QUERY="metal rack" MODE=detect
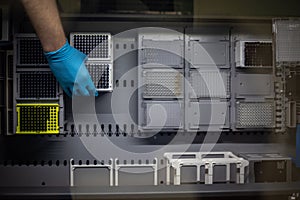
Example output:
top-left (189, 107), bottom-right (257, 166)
top-left (70, 33), bottom-right (113, 92)
top-left (164, 152), bottom-right (249, 185)
top-left (13, 34), bottom-right (64, 135)
top-left (70, 159), bottom-right (114, 186)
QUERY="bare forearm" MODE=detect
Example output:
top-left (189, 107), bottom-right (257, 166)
top-left (21, 0), bottom-right (66, 52)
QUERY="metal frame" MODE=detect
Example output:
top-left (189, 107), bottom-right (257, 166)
top-left (70, 159), bottom-right (114, 187)
top-left (164, 152), bottom-right (249, 185)
top-left (115, 158), bottom-right (158, 186)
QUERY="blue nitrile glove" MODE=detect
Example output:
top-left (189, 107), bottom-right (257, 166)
top-left (44, 40), bottom-right (98, 97)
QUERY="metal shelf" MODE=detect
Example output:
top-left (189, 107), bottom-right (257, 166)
top-left (0, 182), bottom-right (300, 199)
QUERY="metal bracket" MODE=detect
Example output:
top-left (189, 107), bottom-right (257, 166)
top-left (115, 158), bottom-right (158, 186)
top-left (70, 159), bottom-right (114, 186)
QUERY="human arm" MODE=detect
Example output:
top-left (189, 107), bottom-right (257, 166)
top-left (21, 0), bottom-right (97, 96)
top-left (21, 0), bottom-right (66, 52)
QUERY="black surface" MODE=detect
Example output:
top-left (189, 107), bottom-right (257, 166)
top-left (254, 161), bottom-right (287, 182)
top-left (0, 183), bottom-right (300, 200)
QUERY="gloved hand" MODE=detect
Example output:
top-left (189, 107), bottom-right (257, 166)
top-left (44, 40), bottom-right (98, 97)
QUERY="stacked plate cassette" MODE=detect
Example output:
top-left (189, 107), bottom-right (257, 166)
top-left (138, 31), bottom-right (184, 131)
top-left (13, 34), bottom-right (64, 134)
top-left (234, 39), bottom-right (275, 130)
top-left (70, 33), bottom-right (113, 92)
top-left (185, 28), bottom-right (231, 132)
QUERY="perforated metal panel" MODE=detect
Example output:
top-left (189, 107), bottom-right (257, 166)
top-left (141, 40), bottom-right (183, 68)
top-left (18, 72), bottom-right (58, 99)
top-left (274, 19), bottom-right (300, 63)
top-left (143, 70), bottom-right (183, 98)
top-left (17, 37), bottom-right (48, 65)
top-left (86, 63), bottom-right (113, 91)
top-left (190, 70), bottom-right (230, 98)
top-left (70, 33), bottom-right (112, 60)
top-left (236, 102), bottom-right (274, 128)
